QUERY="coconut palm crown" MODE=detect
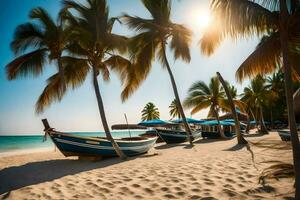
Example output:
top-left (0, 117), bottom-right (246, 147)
top-left (141, 102), bottom-right (160, 121)
top-left (241, 75), bottom-right (270, 133)
top-left (6, 7), bottom-right (70, 90)
top-left (169, 99), bottom-right (182, 119)
top-left (184, 77), bottom-right (231, 138)
top-left (121, 0), bottom-right (194, 143)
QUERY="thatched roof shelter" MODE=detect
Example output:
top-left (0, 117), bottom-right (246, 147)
top-left (219, 112), bottom-right (248, 121)
top-left (111, 124), bottom-right (147, 130)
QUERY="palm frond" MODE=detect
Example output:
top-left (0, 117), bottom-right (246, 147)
top-left (36, 56), bottom-right (89, 113)
top-left (6, 49), bottom-right (47, 80)
top-left (122, 14), bottom-right (158, 32)
top-left (35, 74), bottom-right (64, 114)
top-left (200, 18), bottom-right (224, 56)
top-left (104, 55), bottom-right (131, 84)
top-left (236, 32), bottom-right (281, 82)
top-left (201, 0), bottom-right (278, 55)
top-left (11, 23), bottom-right (44, 55)
top-left (170, 24), bottom-right (192, 62)
top-left (259, 161), bottom-right (293, 185)
top-left (29, 7), bottom-right (57, 31)
top-left (142, 0), bottom-right (171, 25)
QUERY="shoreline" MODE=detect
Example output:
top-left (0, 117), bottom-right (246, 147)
top-left (0, 147), bottom-right (55, 158)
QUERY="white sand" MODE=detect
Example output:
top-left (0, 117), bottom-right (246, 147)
top-left (0, 132), bottom-right (294, 200)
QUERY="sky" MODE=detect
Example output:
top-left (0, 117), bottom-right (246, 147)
top-left (0, 0), bottom-right (259, 135)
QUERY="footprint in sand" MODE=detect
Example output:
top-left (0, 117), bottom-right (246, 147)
top-left (164, 193), bottom-right (176, 199)
top-left (225, 178), bottom-right (235, 183)
top-left (223, 188), bottom-right (237, 197)
top-left (160, 187), bottom-right (169, 192)
top-left (143, 187), bottom-right (154, 194)
top-left (176, 191), bottom-right (186, 196)
top-left (132, 183), bottom-right (141, 188)
top-left (191, 188), bottom-right (201, 192)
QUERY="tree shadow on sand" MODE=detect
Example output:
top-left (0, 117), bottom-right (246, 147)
top-left (0, 153), bottom-right (155, 195)
top-left (223, 143), bottom-right (248, 151)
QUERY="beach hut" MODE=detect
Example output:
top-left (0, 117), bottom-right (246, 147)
top-left (138, 119), bottom-right (171, 127)
top-left (200, 120), bottom-right (235, 138)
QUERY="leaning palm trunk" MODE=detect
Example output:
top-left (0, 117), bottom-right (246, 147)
top-left (212, 105), bottom-right (226, 139)
top-left (280, 0), bottom-right (300, 198)
top-left (216, 72), bottom-right (247, 144)
top-left (92, 67), bottom-right (127, 159)
top-left (161, 42), bottom-right (193, 144)
top-left (259, 106), bottom-right (268, 134)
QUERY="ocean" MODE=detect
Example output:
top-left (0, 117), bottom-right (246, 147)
top-left (0, 131), bottom-right (144, 154)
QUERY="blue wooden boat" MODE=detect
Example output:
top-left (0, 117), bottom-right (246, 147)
top-left (156, 129), bottom-right (201, 144)
top-left (42, 120), bottom-right (157, 158)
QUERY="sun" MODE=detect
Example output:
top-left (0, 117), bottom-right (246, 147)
top-left (186, 7), bottom-right (212, 33)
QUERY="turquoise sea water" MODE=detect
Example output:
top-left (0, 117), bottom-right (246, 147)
top-left (0, 131), bottom-right (144, 153)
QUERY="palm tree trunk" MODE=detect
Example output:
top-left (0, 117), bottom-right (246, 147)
top-left (92, 66), bottom-right (127, 159)
top-left (216, 72), bottom-right (247, 144)
top-left (57, 56), bottom-right (66, 91)
top-left (259, 106), bottom-right (268, 134)
top-left (161, 42), bottom-right (193, 145)
top-left (280, 0), bottom-right (300, 198)
top-left (270, 107), bottom-right (274, 129)
top-left (212, 105), bottom-right (226, 139)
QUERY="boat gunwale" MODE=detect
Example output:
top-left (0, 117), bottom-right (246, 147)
top-left (47, 130), bottom-right (158, 144)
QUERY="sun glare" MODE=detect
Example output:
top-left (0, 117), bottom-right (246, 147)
top-left (187, 7), bottom-right (211, 33)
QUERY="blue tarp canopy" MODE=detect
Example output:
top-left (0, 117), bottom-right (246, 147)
top-left (138, 119), bottom-right (170, 126)
top-left (250, 120), bottom-right (258, 125)
top-left (250, 120), bottom-right (270, 125)
top-left (223, 119), bottom-right (235, 123)
top-left (171, 118), bottom-right (205, 124)
top-left (274, 120), bottom-right (285, 124)
top-left (200, 120), bottom-right (235, 126)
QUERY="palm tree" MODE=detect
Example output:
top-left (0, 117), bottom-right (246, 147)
top-left (184, 77), bottom-right (230, 138)
top-left (6, 7), bottom-right (68, 91)
top-left (266, 71), bottom-right (285, 127)
top-left (169, 99), bottom-right (181, 119)
top-left (121, 0), bottom-right (194, 144)
top-left (216, 72), bottom-right (247, 144)
top-left (141, 102), bottom-right (160, 121)
top-left (200, 1), bottom-right (300, 196)
top-left (36, 0), bottom-right (132, 159)
top-left (241, 76), bottom-right (269, 134)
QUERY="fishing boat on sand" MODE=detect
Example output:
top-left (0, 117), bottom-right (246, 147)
top-left (156, 128), bottom-right (201, 144)
top-left (138, 119), bottom-right (202, 144)
top-left (42, 119), bottom-right (157, 158)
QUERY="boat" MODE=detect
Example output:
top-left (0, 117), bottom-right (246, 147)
top-left (42, 119), bottom-right (158, 158)
top-left (278, 130), bottom-right (291, 141)
top-left (156, 128), bottom-right (202, 144)
top-left (277, 130), bottom-right (300, 141)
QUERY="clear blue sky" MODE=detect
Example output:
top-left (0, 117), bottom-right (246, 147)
top-left (0, 0), bottom-right (259, 135)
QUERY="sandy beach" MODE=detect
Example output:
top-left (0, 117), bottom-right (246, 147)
top-left (0, 132), bottom-right (294, 200)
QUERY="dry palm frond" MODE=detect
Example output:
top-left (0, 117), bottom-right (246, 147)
top-left (259, 161), bottom-right (294, 185)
